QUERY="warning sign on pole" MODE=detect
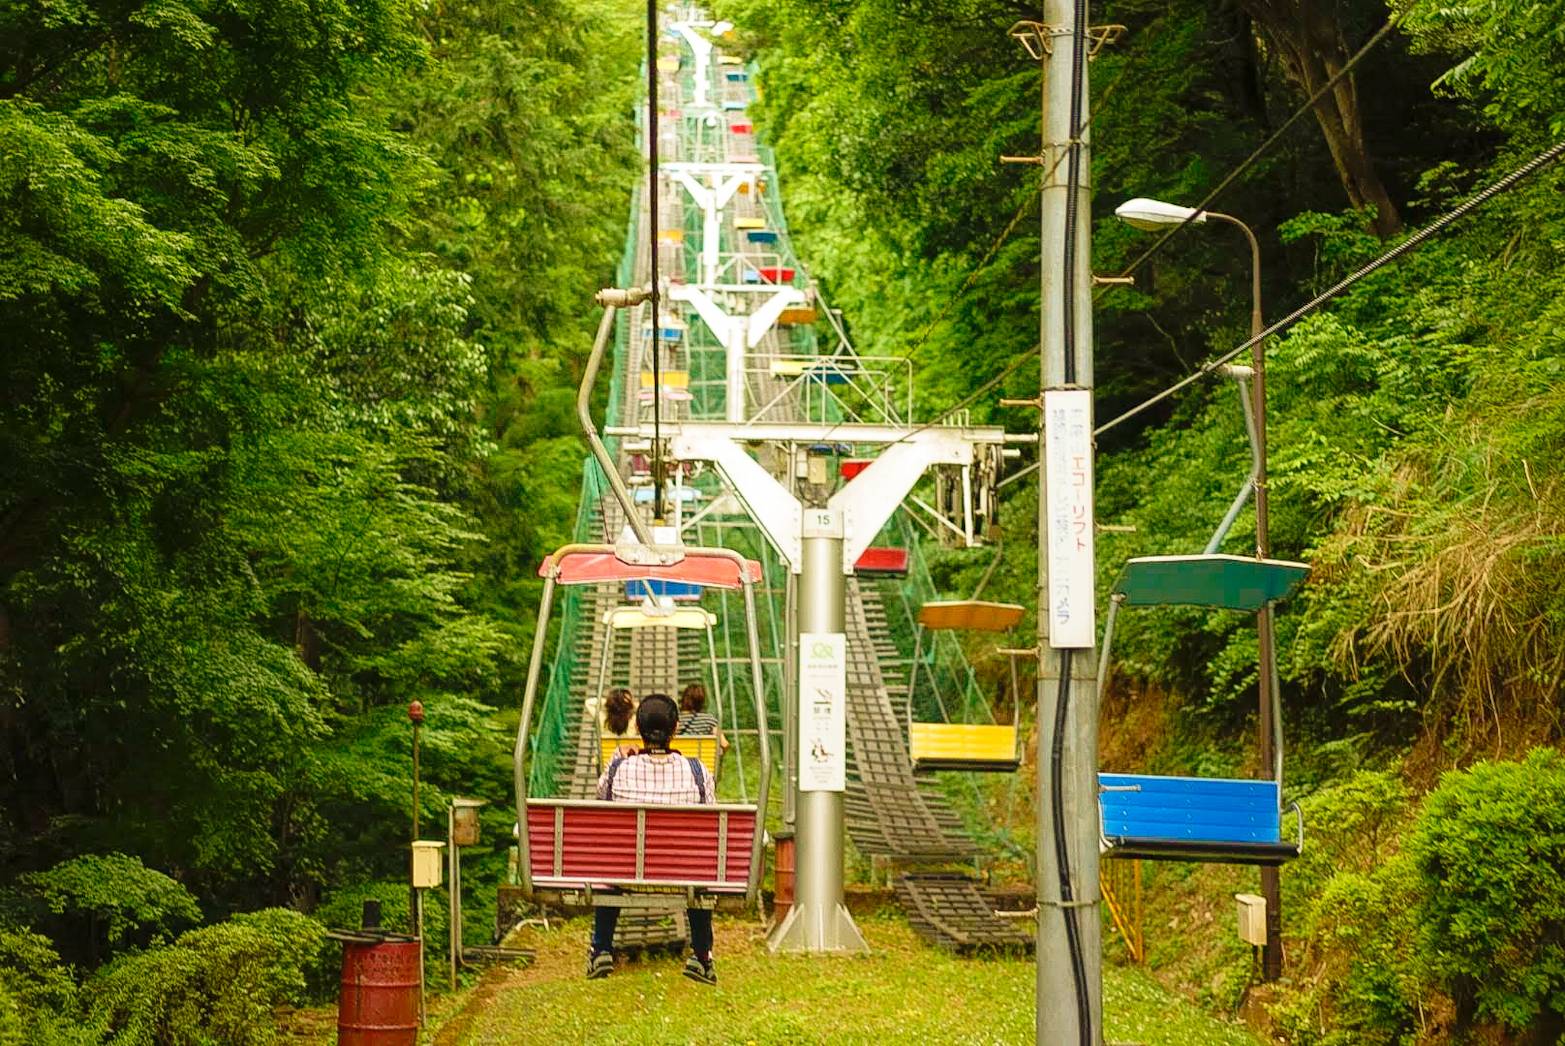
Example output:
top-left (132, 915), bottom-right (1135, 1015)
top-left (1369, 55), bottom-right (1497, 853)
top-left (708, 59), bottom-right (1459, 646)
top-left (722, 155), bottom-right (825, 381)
top-left (1044, 389), bottom-right (1096, 648)
top-left (798, 632), bottom-right (846, 791)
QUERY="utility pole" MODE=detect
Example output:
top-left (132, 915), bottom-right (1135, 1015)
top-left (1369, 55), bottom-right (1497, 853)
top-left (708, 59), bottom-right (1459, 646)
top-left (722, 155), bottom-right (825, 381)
top-left (1030, 0), bottom-right (1101, 1040)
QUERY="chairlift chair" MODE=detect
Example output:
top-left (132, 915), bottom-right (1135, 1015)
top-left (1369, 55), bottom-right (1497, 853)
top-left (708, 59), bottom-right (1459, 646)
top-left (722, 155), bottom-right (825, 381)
top-left (591, 604), bottom-right (725, 780)
top-left (513, 544), bottom-right (771, 913)
top-left (1097, 554), bottom-right (1309, 865)
top-left (906, 601), bottom-right (1026, 773)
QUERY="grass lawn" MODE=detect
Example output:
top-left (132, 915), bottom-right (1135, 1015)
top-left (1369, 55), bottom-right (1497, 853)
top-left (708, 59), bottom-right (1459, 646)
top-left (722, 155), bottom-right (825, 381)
top-left (437, 912), bottom-right (1260, 1045)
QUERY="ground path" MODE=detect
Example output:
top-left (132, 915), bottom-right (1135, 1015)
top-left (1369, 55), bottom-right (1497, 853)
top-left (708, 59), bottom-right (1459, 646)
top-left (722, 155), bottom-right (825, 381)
top-left (285, 913), bottom-right (1263, 1045)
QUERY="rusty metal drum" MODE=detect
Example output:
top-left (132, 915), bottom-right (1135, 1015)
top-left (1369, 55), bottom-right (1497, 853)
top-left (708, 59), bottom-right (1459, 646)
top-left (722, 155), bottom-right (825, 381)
top-left (337, 939), bottom-right (420, 1045)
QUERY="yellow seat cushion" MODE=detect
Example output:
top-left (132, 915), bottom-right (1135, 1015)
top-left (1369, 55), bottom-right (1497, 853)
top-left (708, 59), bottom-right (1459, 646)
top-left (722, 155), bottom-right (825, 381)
top-left (734, 217), bottom-right (765, 230)
top-left (909, 723), bottom-right (1018, 768)
top-left (601, 735), bottom-right (720, 778)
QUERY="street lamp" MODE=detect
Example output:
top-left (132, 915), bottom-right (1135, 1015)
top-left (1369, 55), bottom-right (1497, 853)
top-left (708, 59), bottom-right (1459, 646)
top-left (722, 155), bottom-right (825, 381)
top-left (1114, 196), bottom-right (1282, 983)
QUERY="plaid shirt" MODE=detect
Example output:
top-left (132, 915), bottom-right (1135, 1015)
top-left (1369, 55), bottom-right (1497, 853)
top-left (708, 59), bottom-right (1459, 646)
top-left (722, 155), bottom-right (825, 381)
top-left (597, 750), bottom-right (715, 804)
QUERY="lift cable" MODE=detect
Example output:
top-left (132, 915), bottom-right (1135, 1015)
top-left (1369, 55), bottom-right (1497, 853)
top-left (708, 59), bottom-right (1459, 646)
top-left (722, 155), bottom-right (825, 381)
top-left (1102, 6), bottom-right (1419, 292)
top-left (647, 0), bottom-right (665, 524)
top-left (1093, 137), bottom-right (1565, 438)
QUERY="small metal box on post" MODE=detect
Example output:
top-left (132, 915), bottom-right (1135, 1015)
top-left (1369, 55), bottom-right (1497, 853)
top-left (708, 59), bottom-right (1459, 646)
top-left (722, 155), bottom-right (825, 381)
top-left (1236, 892), bottom-right (1268, 947)
top-left (447, 797), bottom-right (487, 989)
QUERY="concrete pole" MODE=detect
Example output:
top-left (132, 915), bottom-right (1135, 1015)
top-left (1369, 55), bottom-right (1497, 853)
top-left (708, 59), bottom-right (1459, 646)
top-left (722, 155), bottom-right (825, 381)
top-left (1035, 0), bottom-right (1101, 1041)
top-left (769, 511), bottom-right (867, 953)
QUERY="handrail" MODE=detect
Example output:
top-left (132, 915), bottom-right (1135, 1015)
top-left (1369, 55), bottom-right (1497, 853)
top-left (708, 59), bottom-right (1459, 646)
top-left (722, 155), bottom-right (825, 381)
top-left (579, 301), bottom-right (653, 546)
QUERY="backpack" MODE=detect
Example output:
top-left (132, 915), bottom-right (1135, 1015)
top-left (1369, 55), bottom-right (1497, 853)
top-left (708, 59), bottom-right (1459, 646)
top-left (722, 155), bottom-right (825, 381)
top-left (603, 752), bottom-right (707, 801)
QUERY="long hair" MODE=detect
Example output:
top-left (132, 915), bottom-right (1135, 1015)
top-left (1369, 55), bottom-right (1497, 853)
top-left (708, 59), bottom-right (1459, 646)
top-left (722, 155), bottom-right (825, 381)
top-left (636, 694), bottom-right (679, 751)
top-left (602, 688), bottom-right (635, 734)
top-left (679, 682), bottom-right (707, 714)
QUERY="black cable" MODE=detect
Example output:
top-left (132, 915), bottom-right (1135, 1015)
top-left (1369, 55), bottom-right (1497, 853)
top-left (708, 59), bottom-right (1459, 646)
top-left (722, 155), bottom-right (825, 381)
top-left (1056, 0), bottom-right (1092, 1038)
top-left (1096, 137), bottom-right (1565, 438)
top-left (648, 0), bottom-right (665, 524)
top-left (1105, 8), bottom-right (1416, 290)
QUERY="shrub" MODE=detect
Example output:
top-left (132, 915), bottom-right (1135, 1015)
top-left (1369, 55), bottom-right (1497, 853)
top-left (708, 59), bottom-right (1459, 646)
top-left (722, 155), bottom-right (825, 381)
top-left (1405, 748), bottom-right (1565, 1038)
top-left (0, 930), bottom-right (94, 1045)
top-left (18, 854), bottom-right (201, 967)
top-left (83, 908), bottom-right (326, 1046)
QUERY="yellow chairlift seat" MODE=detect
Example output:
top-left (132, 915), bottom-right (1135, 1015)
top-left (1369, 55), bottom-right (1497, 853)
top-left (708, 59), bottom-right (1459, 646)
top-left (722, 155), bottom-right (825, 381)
top-left (658, 228), bottom-right (685, 243)
top-left (719, 55), bottom-right (743, 65)
top-left (640, 370), bottom-right (690, 389)
top-left (733, 217), bottom-right (766, 231)
top-left (592, 604), bottom-right (724, 780)
top-left (907, 600), bottom-right (1027, 773)
top-left (656, 56), bottom-right (680, 72)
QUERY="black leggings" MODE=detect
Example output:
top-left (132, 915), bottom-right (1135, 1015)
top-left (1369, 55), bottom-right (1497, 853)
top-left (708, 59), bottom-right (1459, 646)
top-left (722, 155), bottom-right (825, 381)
top-left (592, 906), bottom-right (713, 957)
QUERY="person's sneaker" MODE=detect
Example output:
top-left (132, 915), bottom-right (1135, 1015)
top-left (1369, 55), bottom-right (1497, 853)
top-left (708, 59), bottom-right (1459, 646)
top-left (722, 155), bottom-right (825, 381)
top-left (586, 950), bottom-right (614, 979)
top-left (682, 954), bottom-right (717, 986)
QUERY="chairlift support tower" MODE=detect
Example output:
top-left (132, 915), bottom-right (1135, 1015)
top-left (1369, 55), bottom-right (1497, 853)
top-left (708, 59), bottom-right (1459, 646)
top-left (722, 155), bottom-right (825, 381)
top-left (609, 419), bottom-right (1022, 953)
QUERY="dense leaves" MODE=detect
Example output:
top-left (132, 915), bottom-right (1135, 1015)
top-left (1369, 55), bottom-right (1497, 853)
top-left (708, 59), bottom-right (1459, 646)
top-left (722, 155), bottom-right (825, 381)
top-left (0, 0), bottom-right (639, 968)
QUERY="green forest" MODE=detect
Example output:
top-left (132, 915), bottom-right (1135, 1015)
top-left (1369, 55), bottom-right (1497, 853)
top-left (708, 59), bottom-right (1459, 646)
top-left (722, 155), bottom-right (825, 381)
top-left (3, 0), bottom-right (1565, 1043)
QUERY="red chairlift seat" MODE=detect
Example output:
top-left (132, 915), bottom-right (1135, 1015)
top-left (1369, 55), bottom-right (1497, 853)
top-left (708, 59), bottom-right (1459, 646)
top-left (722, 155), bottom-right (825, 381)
top-left (536, 546), bottom-right (762, 589)
top-left (525, 800), bottom-right (758, 909)
top-left (854, 547), bottom-right (909, 576)
top-left (756, 266), bottom-right (795, 283)
top-left (840, 459), bottom-right (872, 480)
top-left (515, 541), bottom-right (773, 914)
top-left (729, 121), bottom-right (753, 134)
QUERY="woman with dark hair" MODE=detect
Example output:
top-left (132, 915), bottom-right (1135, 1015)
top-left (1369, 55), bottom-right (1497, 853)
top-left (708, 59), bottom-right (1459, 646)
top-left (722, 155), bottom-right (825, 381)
top-left (588, 694), bottom-right (718, 986)
top-left (599, 687), bottom-right (638, 758)
top-left (676, 683), bottom-right (729, 755)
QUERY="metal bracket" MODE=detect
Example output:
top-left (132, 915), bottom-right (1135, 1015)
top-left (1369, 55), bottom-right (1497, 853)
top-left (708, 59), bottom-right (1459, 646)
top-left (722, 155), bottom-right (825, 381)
top-left (1091, 274), bottom-right (1135, 287)
top-left (1009, 20), bottom-right (1126, 60)
top-left (596, 286), bottom-right (652, 307)
top-left (999, 396), bottom-right (1043, 410)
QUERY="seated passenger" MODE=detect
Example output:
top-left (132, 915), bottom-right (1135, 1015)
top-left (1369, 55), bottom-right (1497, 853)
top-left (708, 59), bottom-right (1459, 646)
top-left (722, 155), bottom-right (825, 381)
top-left (676, 682), bottom-right (729, 756)
top-left (599, 687), bottom-right (638, 759)
top-left (587, 693), bottom-right (718, 986)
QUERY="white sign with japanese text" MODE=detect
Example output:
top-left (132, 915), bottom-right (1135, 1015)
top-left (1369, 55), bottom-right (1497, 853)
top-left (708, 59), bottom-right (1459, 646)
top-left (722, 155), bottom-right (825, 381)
top-left (798, 632), bottom-right (847, 791)
top-left (1044, 389), bottom-right (1096, 648)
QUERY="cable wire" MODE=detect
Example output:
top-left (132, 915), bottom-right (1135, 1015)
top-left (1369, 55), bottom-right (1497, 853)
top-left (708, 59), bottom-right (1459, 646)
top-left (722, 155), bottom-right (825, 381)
top-left (1096, 138), bottom-right (1565, 438)
top-left (1103, 7), bottom-right (1417, 291)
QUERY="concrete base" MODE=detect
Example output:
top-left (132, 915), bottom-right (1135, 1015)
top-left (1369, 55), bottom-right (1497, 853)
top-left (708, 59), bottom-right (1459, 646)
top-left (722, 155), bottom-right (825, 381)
top-left (766, 900), bottom-right (870, 955)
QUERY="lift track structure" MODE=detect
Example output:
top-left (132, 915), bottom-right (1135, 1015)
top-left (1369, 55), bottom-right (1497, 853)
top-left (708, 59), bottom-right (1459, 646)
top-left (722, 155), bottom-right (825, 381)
top-left (517, 7), bottom-right (1031, 955)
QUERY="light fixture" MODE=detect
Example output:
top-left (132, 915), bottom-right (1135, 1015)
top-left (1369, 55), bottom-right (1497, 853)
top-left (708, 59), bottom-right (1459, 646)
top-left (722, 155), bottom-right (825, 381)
top-left (1114, 197), bottom-right (1207, 232)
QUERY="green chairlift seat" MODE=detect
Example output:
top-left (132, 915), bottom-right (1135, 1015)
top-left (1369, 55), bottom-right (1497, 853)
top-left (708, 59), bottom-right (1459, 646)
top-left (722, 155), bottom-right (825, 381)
top-left (1099, 554), bottom-right (1309, 865)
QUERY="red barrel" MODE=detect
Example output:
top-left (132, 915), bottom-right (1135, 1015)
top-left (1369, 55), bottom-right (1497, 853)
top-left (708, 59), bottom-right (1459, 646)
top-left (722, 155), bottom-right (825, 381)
top-left (338, 939), bottom-right (420, 1045)
top-left (773, 832), bottom-right (796, 924)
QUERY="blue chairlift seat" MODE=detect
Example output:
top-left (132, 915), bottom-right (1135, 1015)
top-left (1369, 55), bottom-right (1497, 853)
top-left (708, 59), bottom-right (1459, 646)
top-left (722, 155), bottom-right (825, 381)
top-left (741, 268), bottom-right (762, 284)
top-left (623, 579), bottom-right (704, 601)
top-left (745, 230), bottom-right (778, 244)
top-left (725, 71), bottom-right (748, 82)
top-left (722, 101), bottom-right (746, 111)
top-left (1098, 773), bottom-right (1301, 865)
top-left (1096, 554), bottom-right (1310, 866)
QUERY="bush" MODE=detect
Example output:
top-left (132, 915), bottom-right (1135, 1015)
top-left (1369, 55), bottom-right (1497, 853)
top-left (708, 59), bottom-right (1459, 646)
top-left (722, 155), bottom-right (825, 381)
top-left (17, 854), bottom-right (201, 967)
top-left (1405, 748), bottom-right (1565, 1038)
top-left (0, 930), bottom-right (94, 1045)
top-left (83, 908), bottom-right (326, 1046)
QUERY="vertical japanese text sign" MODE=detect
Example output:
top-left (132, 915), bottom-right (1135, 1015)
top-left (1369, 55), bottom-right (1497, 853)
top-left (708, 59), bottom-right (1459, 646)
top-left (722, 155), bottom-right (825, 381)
top-left (798, 632), bottom-right (846, 791)
top-left (1044, 389), bottom-right (1096, 648)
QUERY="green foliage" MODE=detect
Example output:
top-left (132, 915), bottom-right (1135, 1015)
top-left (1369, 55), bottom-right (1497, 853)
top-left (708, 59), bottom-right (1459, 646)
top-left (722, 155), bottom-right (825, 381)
top-left (83, 908), bottom-right (327, 1046)
top-left (1406, 749), bottom-right (1565, 1036)
top-left (16, 855), bottom-right (201, 966)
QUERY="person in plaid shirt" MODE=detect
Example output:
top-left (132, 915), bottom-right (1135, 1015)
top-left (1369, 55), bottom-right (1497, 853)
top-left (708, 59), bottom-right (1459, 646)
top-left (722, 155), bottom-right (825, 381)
top-left (586, 693), bottom-right (718, 985)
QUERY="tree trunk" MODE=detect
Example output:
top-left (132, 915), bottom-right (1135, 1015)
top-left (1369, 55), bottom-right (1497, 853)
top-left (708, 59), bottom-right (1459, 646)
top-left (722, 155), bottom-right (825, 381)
top-left (1242, 0), bottom-right (1403, 237)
